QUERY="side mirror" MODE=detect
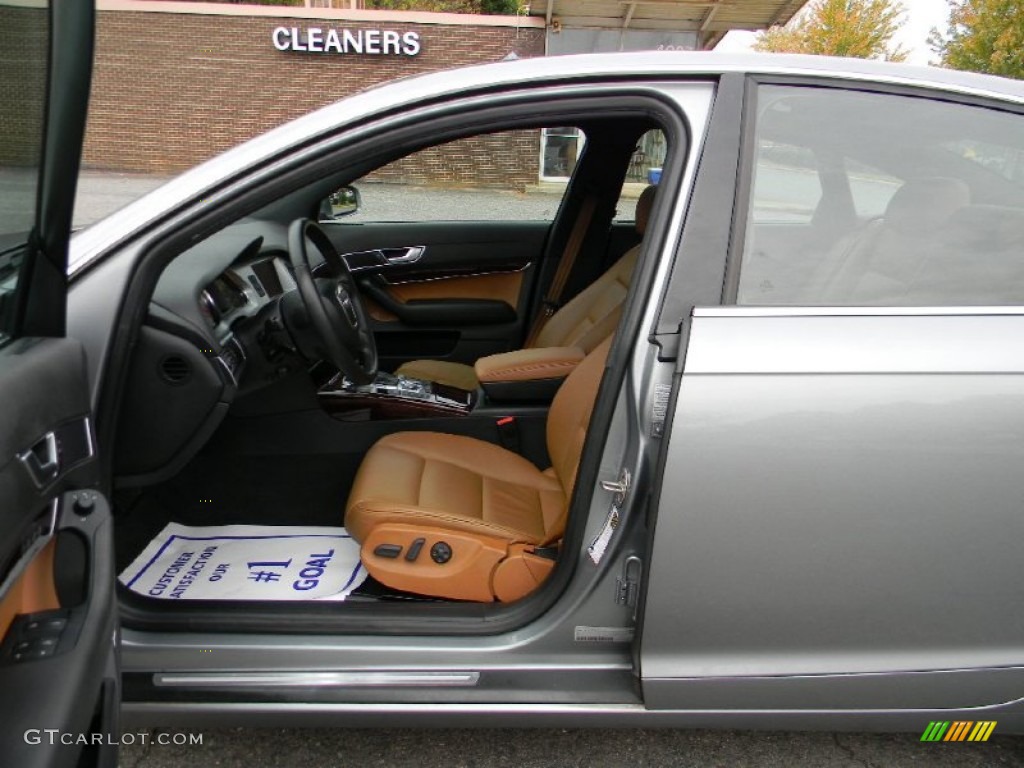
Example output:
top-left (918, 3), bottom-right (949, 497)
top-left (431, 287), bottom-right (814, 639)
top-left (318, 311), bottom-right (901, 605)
top-left (319, 185), bottom-right (361, 222)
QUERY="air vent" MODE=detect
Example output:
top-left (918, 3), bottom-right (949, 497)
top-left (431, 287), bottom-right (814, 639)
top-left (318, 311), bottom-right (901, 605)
top-left (158, 355), bottom-right (192, 385)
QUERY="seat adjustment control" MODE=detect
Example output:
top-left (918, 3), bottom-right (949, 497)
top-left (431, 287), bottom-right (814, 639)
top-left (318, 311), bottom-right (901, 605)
top-left (373, 543), bottom-right (403, 559)
top-left (430, 541), bottom-right (452, 564)
top-left (405, 538), bottom-right (426, 562)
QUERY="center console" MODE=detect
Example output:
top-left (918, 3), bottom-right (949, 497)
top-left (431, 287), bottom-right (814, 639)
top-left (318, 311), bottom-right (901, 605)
top-left (319, 371), bottom-right (475, 421)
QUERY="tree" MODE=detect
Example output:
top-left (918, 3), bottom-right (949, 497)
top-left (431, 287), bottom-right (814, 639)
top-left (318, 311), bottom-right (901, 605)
top-left (929, 0), bottom-right (1024, 79)
top-left (753, 0), bottom-right (908, 61)
top-left (479, 0), bottom-right (520, 13)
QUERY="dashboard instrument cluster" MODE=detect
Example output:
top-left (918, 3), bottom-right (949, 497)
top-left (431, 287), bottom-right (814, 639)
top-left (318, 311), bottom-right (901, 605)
top-left (198, 253), bottom-right (295, 335)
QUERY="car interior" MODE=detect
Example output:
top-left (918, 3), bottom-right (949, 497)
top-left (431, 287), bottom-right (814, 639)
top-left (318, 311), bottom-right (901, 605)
top-left (737, 86), bottom-right (1024, 307)
top-left (108, 117), bottom-right (670, 618)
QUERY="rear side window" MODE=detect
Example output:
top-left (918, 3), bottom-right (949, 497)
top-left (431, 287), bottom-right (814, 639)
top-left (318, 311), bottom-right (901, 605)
top-left (750, 141), bottom-right (821, 224)
top-left (736, 86), bottom-right (1024, 306)
top-left (0, 2), bottom-right (49, 339)
top-left (845, 158), bottom-right (900, 219)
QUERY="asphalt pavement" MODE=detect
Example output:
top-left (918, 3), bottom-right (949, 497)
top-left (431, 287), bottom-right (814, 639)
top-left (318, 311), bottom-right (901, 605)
top-left (118, 727), bottom-right (1024, 767)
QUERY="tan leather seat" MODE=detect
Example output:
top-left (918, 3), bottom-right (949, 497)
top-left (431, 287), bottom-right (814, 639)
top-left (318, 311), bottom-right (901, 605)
top-left (346, 336), bottom-right (612, 601)
top-left (394, 185), bottom-right (655, 390)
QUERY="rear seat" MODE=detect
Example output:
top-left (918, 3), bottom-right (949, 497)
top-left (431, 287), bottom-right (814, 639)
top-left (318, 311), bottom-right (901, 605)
top-left (905, 204), bottom-right (1024, 304)
top-left (809, 177), bottom-right (971, 304)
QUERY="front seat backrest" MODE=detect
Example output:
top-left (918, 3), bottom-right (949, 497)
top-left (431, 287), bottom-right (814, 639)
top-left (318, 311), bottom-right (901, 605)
top-left (532, 185), bottom-right (655, 353)
top-left (393, 186), bottom-right (652, 390)
top-left (543, 335), bottom-right (612, 541)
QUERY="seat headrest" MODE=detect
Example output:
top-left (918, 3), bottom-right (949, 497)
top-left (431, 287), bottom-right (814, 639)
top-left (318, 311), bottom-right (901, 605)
top-left (884, 177), bottom-right (970, 235)
top-left (635, 184), bottom-right (657, 235)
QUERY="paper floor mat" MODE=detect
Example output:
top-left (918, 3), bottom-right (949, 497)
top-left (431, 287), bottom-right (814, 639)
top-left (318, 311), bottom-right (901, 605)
top-left (119, 523), bottom-right (366, 601)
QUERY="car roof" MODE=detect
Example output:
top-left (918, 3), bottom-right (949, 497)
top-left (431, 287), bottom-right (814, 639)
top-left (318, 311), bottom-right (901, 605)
top-left (70, 52), bottom-right (1024, 273)
top-left (397, 51), bottom-right (1024, 103)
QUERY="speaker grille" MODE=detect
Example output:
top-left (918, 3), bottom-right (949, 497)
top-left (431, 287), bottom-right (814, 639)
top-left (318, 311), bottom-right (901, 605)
top-left (159, 355), bottom-right (191, 385)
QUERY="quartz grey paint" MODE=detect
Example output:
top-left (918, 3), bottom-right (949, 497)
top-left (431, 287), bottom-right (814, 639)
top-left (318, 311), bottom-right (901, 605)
top-left (643, 311), bottom-right (1024, 713)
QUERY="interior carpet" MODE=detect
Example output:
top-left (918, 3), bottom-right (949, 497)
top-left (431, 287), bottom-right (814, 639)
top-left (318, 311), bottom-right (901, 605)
top-left (113, 452), bottom-right (358, 573)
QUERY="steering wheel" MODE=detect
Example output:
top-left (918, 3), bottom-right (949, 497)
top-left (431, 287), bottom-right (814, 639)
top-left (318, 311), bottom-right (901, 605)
top-left (286, 218), bottom-right (377, 384)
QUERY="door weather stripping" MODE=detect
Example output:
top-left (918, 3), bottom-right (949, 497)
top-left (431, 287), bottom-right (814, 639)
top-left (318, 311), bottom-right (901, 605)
top-left (153, 671), bottom-right (480, 689)
top-left (589, 469), bottom-right (631, 564)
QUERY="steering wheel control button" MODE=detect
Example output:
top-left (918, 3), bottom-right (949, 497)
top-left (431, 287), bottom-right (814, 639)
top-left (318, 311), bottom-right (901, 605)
top-left (430, 541), bottom-right (452, 564)
top-left (405, 538), bottom-right (426, 562)
top-left (373, 543), bottom-right (403, 559)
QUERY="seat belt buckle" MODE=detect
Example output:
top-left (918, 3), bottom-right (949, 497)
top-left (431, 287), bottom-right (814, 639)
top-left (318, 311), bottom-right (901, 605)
top-left (496, 416), bottom-right (520, 454)
top-left (540, 300), bottom-right (559, 317)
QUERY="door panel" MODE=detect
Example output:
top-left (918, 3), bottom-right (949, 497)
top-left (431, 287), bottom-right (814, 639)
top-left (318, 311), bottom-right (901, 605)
top-left (0, 339), bottom-right (118, 767)
top-left (325, 221), bottom-right (548, 371)
top-left (642, 310), bottom-right (1024, 711)
top-left (382, 271), bottom-right (523, 309)
top-left (0, 540), bottom-right (60, 640)
top-left (0, 2), bottom-right (114, 764)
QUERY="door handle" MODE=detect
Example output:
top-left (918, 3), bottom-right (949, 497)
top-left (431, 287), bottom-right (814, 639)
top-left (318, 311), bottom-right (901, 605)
top-left (19, 431), bottom-right (60, 487)
top-left (381, 246), bottom-right (425, 265)
top-left (341, 246), bottom-right (426, 272)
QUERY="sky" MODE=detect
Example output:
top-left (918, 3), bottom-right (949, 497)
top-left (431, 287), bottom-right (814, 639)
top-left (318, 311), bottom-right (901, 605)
top-left (714, 0), bottom-right (952, 65)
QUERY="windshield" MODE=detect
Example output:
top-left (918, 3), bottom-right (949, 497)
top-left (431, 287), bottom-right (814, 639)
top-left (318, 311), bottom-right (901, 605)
top-left (0, 1), bottom-right (48, 237)
top-left (0, 1), bottom-right (49, 333)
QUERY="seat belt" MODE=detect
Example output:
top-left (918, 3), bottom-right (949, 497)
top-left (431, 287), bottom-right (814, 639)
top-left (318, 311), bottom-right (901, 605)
top-left (524, 194), bottom-right (598, 348)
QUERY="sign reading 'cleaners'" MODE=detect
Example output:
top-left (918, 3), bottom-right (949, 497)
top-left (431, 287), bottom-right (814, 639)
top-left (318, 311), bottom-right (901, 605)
top-left (273, 26), bottom-right (421, 56)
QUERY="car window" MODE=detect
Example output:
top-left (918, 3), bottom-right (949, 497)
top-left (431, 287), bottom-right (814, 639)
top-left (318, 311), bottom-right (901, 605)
top-left (944, 138), bottom-right (1024, 187)
top-left (340, 129), bottom-right (581, 224)
top-left (0, 2), bottom-right (49, 340)
top-left (749, 141), bottom-right (821, 224)
top-left (540, 126), bottom-right (583, 180)
top-left (845, 158), bottom-right (901, 219)
top-left (736, 86), bottom-right (1024, 306)
top-left (615, 129), bottom-right (666, 223)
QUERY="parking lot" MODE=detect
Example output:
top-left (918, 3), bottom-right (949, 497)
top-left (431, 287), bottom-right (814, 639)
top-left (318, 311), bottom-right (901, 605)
top-left (70, 171), bottom-right (633, 231)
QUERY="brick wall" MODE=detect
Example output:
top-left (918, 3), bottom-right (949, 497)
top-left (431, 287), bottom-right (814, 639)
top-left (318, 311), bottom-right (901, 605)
top-left (0, 7), bottom-right (48, 167)
top-left (82, 5), bottom-right (545, 187)
top-left (366, 129), bottom-right (541, 191)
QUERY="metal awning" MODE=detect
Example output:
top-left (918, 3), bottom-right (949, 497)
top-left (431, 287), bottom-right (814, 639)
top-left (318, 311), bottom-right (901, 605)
top-left (529, 0), bottom-right (806, 50)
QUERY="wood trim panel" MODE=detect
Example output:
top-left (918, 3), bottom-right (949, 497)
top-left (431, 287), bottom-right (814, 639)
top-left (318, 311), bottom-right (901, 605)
top-left (0, 539), bottom-right (60, 641)
top-left (384, 271), bottom-right (524, 308)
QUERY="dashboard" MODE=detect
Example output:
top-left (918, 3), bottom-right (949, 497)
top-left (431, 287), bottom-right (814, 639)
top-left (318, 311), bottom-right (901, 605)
top-left (119, 224), bottom-right (306, 485)
top-left (198, 252), bottom-right (296, 339)
top-left (148, 224), bottom-right (303, 378)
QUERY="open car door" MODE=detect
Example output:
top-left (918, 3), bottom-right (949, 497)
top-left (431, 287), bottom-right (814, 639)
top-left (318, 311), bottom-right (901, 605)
top-left (0, 3), bottom-right (119, 767)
